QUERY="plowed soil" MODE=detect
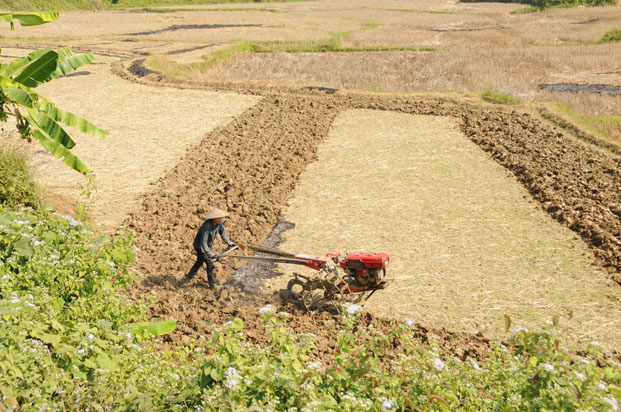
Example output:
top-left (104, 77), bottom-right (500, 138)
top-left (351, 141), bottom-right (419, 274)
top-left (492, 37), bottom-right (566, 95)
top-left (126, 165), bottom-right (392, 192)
top-left (123, 74), bottom-right (620, 354)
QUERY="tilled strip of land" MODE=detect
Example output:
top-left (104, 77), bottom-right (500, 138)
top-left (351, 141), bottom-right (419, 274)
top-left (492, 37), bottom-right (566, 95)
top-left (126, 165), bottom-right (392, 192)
top-left (125, 76), bottom-right (620, 352)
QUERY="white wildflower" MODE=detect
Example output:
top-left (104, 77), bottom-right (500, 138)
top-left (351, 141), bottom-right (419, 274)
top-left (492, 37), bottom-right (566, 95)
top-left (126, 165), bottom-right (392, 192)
top-left (195, 408), bottom-right (203, 412)
top-left (224, 367), bottom-right (241, 389)
top-left (344, 303), bottom-right (362, 315)
top-left (574, 372), bottom-right (586, 381)
top-left (433, 358), bottom-right (446, 371)
top-left (470, 359), bottom-right (482, 370)
top-left (307, 361), bottom-right (322, 370)
top-left (106, 261), bottom-right (114, 268)
top-left (87, 334), bottom-right (94, 341)
top-left (406, 319), bottom-right (414, 327)
top-left (14, 220), bottom-right (24, 225)
top-left (541, 363), bottom-right (555, 372)
top-left (605, 396), bottom-right (618, 411)
top-left (382, 399), bottom-right (396, 410)
top-left (258, 305), bottom-right (276, 314)
top-left (63, 216), bottom-right (80, 227)
top-left (126, 333), bottom-right (133, 341)
top-left (69, 259), bottom-right (75, 265)
top-left (512, 325), bottom-right (528, 334)
top-left (599, 382), bottom-right (609, 392)
top-left (1, 274), bottom-right (9, 281)
top-left (580, 359), bottom-right (591, 365)
top-left (590, 341), bottom-right (604, 349)
top-left (78, 348), bottom-right (86, 355)
top-left (278, 311), bottom-right (290, 317)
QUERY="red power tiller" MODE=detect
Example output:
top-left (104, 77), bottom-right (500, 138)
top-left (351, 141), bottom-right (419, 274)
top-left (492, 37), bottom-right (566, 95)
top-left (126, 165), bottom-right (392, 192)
top-left (222, 243), bottom-right (389, 309)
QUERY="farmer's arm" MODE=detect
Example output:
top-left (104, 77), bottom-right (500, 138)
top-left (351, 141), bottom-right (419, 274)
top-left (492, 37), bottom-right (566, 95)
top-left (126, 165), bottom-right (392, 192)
top-left (219, 224), bottom-right (231, 244)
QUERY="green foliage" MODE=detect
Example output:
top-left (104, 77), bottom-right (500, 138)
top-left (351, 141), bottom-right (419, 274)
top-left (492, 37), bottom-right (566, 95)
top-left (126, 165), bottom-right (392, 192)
top-left (0, 206), bottom-right (193, 410)
top-left (0, 15), bottom-right (107, 174)
top-left (0, 0), bottom-right (306, 12)
top-left (0, 12), bottom-right (59, 28)
top-left (0, 146), bottom-right (40, 209)
top-left (601, 28), bottom-right (621, 43)
top-left (482, 88), bottom-right (523, 105)
top-left (194, 310), bottom-right (621, 411)
top-left (127, 320), bottom-right (177, 341)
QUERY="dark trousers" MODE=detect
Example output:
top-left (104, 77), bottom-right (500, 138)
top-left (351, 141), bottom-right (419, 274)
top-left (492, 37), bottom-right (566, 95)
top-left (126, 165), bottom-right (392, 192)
top-left (186, 250), bottom-right (216, 285)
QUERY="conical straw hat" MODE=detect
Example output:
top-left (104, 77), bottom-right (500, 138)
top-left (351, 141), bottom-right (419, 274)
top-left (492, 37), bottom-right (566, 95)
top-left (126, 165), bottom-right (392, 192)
top-left (204, 208), bottom-right (229, 220)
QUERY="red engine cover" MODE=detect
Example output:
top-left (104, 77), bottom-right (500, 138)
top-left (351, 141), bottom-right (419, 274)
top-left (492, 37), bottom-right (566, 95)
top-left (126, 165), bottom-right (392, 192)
top-left (340, 252), bottom-right (389, 270)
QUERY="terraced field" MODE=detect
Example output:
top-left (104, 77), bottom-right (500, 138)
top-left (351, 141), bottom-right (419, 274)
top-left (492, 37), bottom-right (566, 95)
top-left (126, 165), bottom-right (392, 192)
top-left (1, 0), bottom-right (619, 356)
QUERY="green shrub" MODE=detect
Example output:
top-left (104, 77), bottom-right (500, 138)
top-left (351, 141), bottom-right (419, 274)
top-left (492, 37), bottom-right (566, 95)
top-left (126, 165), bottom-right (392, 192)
top-left (0, 207), bottom-right (202, 410)
top-left (482, 88), bottom-right (523, 105)
top-left (0, 146), bottom-right (40, 209)
top-left (601, 28), bottom-right (621, 43)
top-left (194, 310), bottom-right (621, 411)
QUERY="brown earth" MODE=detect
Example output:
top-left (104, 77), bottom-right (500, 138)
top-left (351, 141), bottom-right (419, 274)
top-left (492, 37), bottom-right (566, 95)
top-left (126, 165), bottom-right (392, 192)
top-left (123, 64), bottom-right (620, 357)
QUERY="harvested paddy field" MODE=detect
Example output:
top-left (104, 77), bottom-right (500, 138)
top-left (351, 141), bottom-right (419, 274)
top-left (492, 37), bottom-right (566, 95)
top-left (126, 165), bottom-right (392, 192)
top-left (1, 0), bottom-right (619, 357)
top-left (0, 48), bottom-right (260, 227)
top-left (265, 109), bottom-right (620, 344)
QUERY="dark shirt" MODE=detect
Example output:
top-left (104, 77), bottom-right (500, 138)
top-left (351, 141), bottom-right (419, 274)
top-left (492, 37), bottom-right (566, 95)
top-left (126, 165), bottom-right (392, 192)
top-left (192, 220), bottom-right (230, 253)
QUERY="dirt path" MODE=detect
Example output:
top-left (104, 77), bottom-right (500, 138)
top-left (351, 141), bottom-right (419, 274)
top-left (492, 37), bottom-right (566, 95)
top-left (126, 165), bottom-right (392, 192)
top-left (2, 48), bottom-right (260, 227)
top-left (265, 109), bottom-right (620, 345)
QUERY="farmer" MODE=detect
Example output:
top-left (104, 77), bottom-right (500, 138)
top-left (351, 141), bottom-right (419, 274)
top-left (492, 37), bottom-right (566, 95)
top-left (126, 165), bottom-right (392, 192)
top-left (183, 208), bottom-right (235, 288)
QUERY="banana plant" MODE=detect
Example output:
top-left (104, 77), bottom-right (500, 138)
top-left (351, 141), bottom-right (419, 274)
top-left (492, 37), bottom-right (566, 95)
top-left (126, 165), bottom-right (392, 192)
top-left (0, 12), bottom-right (107, 174)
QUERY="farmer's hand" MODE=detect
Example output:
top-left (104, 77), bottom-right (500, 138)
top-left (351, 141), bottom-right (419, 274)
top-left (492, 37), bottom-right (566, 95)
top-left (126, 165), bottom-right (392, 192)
top-left (227, 241), bottom-right (236, 248)
top-left (207, 252), bottom-right (217, 259)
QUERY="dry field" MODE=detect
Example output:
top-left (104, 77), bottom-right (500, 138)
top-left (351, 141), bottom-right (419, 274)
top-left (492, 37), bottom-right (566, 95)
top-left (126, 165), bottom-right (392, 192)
top-left (0, 1), bottom-right (619, 352)
top-left (0, 47), bottom-right (260, 227)
top-left (265, 109), bottom-right (620, 345)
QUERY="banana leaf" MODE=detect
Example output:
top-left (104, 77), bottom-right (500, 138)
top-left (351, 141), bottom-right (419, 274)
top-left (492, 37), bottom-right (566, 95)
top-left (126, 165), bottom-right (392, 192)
top-left (2, 87), bottom-right (33, 107)
top-left (13, 50), bottom-right (59, 88)
top-left (31, 128), bottom-right (91, 174)
top-left (0, 12), bottom-right (59, 28)
top-left (27, 107), bottom-right (76, 149)
top-left (39, 102), bottom-right (107, 139)
top-left (42, 53), bottom-right (95, 83)
top-left (0, 49), bottom-right (50, 77)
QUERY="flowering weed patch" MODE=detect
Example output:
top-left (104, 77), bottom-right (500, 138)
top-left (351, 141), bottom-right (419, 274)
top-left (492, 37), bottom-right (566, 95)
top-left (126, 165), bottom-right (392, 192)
top-left (195, 311), bottom-right (621, 411)
top-left (0, 207), bottom-right (202, 410)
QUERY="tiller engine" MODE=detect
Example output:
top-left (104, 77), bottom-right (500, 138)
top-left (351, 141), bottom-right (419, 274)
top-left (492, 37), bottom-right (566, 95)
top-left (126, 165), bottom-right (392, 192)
top-left (222, 244), bottom-right (389, 310)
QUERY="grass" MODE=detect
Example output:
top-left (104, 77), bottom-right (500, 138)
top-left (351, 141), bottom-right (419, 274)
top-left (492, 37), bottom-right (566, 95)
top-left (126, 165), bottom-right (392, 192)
top-left (482, 88), bottom-right (523, 105)
top-left (459, 0), bottom-right (617, 8)
top-left (0, 0), bottom-right (306, 11)
top-left (512, 6), bottom-right (541, 13)
top-left (139, 6), bottom-right (280, 13)
top-left (601, 28), bottom-right (621, 43)
top-left (556, 102), bottom-right (621, 143)
top-left (0, 144), bottom-right (40, 210)
top-left (372, 8), bottom-right (471, 14)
